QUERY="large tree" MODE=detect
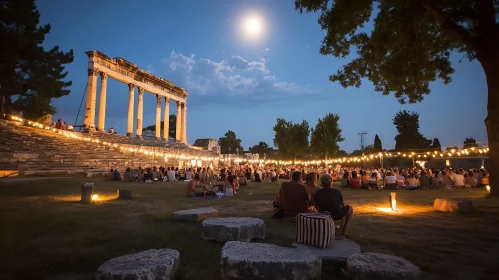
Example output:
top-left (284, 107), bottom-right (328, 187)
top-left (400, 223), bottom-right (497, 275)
top-left (273, 118), bottom-right (310, 160)
top-left (310, 113), bottom-right (344, 160)
top-left (463, 137), bottom-right (479, 148)
top-left (144, 114), bottom-right (176, 139)
top-left (295, 0), bottom-right (498, 194)
top-left (249, 141), bottom-right (275, 158)
top-left (219, 130), bottom-right (244, 155)
top-left (373, 134), bottom-right (382, 151)
top-left (0, 0), bottom-right (74, 118)
top-left (393, 110), bottom-right (432, 151)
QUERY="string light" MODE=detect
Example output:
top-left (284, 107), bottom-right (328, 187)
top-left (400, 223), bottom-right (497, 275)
top-left (2, 113), bottom-right (490, 166)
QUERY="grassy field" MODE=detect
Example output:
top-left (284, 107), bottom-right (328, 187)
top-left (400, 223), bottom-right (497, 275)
top-left (0, 176), bottom-right (498, 280)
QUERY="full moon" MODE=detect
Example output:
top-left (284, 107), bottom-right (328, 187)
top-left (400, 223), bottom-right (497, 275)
top-left (245, 17), bottom-right (262, 35)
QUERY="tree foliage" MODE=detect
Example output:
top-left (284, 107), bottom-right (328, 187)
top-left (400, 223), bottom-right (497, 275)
top-left (310, 113), bottom-right (344, 159)
top-left (432, 138), bottom-right (442, 151)
top-left (144, 114), bottom-right (176, 139)
top-left (248, 141), bottom-right (275, 158)
top-left (463, 137), bottom-right (479, 148)
top-left (373, 134), bottom-right (382, 151)
top-left (393, 110), bottom-right (431, 151)
top-left (273, 118), bottom-right (310, 160)
top-left (0, 0), bottom-right (74, 118)
top-left (219, 130), bottom-right (244, 155)
top-left (295, 0), bottom-right (498, 103)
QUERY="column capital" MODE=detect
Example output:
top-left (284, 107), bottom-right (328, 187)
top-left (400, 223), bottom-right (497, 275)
top-left (88, 68), bottom-right (98, 76)
top-left (128, 83), bottom-right (135, 91)
top-left (164, 96), bottom-right (169, 102)
top-left (138, 87), bottom-right (144, 95)
top-left (100, 72), bottom-right (108, 81)
top-left (176, 100), bottom-right (181, 105)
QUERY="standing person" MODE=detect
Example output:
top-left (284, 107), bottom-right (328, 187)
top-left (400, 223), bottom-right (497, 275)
top-left (278, 171), bottom-right (310, 216)
top-left (314, 174), bottom-right (354, 237)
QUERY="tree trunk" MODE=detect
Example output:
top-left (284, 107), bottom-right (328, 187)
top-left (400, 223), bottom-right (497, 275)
top-left (482, 58), bottom-right (499, 196)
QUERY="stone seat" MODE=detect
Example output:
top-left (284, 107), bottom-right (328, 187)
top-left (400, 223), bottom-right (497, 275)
top-left (202, 217), bottom-right (265, 242)
top-left (172, 207), bottom-right (219, 221)
top-left (347, 252), bottom-right (421, 280)
top-left (221, 241), bottom-right (321, 280)
top-left (96, 248), bottom-right (180, 280)
top-left (434, 197), bottom-right (473, 213)
top-left (292, 238), bottom-right (361, 269)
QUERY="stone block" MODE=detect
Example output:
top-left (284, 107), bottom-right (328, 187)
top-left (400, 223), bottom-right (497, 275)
top-left (347, 252), bottom-right (421, 280)
top-left (202, 217), bottom-right (265, 242)
top-left (221, 241), bottom-right (321, 280)
top-left (434, 198), bottom-right (473, 213)
top-left (172, 207), bottom-right (219, 222)
top-left (118, 189), bottom-right (132, 199)
top-left (81, 182), bottom-right (94, 204)
top-left (96, 248), bottom-right (180, 280)
top-left (292, 238), bottom-right (361, 269)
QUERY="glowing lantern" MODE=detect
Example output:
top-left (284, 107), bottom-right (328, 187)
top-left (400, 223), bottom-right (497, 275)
top-left (390, 192), bottom-right (396, 211)
top-left (91, 194), bottom-right (99, 201)
top-left (486, 185), bottom-right (490, 193)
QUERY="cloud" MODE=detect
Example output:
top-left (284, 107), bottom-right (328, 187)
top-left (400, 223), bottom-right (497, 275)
top-left (162, 51), bottom-right (319, 106)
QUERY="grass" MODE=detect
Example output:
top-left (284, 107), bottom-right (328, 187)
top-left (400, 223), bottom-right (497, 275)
top-left (0, 176), bottom-right (498, 280)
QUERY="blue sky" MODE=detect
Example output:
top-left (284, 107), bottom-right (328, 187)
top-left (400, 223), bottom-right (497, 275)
top-left (37, 0), bottom-right (487, 152)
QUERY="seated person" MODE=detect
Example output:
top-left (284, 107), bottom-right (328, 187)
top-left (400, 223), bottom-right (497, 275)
top-left (395, 172), bottom-right (406, 187)
top-left (278, 171), bottom-right (310, 216)
top-left (238, 175), bottom-right (248, 186)
top-left (314, 174), bottom-right (354, 237)
top-left (187, 173), bottom-right (205, 197)
top-left (113, 169), bottom-right (121, 181)
top-left (105, 169), bottom-right (114, 181)
top-left (144, 168), bottom-right (153, 182)
top-left (384, 171), bottom-right (397, 189)
top-left (406, 173), bottom-right (418, 187)
top-left (360, 171), bottom-right (370, 189)
top-left (271, 170), bottom-right (278, 182)
top-left (167, 167), bottom-right (176, 182)
top-left (185, 168), bottom-right (193, 181)
top-left (224, 175), bottom-right (236, 196)
top-left (123, 167), bottom-right (132, 182)
top-left (465, 170), bottom-right (477, 187)
top-left (350, 171), bottom-right (361, 189)
top-left (340, 172), bottom-right (350, 188)
top-left (368, 172), bottom-right (379, 189)
top-left (151, 166), bottom-right (162, 181)
top-left (305, 172), bottom-right (319, 211)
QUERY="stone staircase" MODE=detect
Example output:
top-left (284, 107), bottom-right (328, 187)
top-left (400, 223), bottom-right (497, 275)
top-left (0, 119), bottom-right (216, 175)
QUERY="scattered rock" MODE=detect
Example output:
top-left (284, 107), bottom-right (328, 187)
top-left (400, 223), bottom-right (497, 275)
top-left (347, 252), bottom-right (421, 280)
top-left (292, 238), bottom-right (361, 269)
top-left (221, 241), bottom-right (321, 280)
top-left (96, 249), bottom-right (180, 280)
top-left (434, 198), bottom-right (473, 213)
top-left (202, 217), bottom-right (265, 242)
top-left (172, 207), bottom-right (219, 221)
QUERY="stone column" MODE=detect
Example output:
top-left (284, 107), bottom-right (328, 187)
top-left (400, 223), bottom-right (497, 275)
top-left (163, 97), bottom-right (170, 141)
top-left (127, 84), bottom-right (135, 137)
top-left (155, 94), bottom-right (161, 139)
top-left (181, 103), bottom-right (187, 143)
top-left (97, 72), bottom-right (108, 132)
top-left (136, 87), bottom-right (144, 138)
top-left (175, 101), bottom-right (182, 142)
top-left (84, 69), bottom-right (98, 130)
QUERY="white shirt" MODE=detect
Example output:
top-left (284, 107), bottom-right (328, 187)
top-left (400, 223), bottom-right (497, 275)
top-left (257, 170), bottom-right (263, 180)
top-left (453, 174), bottom-right (465, 186)
top-left (385, 176), bottom-right (397, 184)
top-left (167, 170), bottom-right (176, 182)
top-left (185, 171), bottom-right (193, 180)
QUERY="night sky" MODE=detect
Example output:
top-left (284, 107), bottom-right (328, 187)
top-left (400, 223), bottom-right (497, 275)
top-left (36, 0), bottom-right (487, 152)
